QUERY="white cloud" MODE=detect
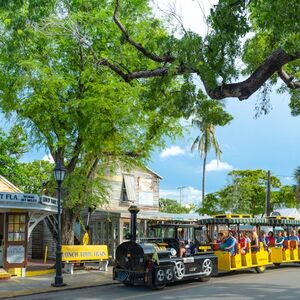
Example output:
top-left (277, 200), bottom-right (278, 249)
top-left (42, 154), bottom-right (55, 164)
top-left (160, 186), bottom-right (202, 206)
top-left (205, 159), bottom-right (233, 172)
top-left (160, 145), bottom-right (185, 158)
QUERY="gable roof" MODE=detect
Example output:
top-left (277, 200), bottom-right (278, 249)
top-left (145, 167), bottom-right (163, 180)
top-left (0, 175), bottom-right (22, 193)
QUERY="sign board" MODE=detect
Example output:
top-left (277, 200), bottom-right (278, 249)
top-left (0, 192), bottom-right (58, 213)
top-left (6, 245), bottom-right (25, 264)
top-left (0, 192), bottom-right (39, 204)
top-left (61, 245), bottom-right (108, 262)
top-left (139, 192), bottom-right (154, 206)
top-left (138, 178), bottom-right (153, 192)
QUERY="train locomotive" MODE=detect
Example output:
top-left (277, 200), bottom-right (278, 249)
top-left (113, 206), bottom-right (218, 289)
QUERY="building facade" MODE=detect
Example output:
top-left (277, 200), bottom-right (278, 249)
top-left (0, 175), bottom-right (58, 277)
top-left (87, 166), bottom-right (198, 258)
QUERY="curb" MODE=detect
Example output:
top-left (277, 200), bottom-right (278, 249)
top-left (0, 281), bottom-right (119, 299)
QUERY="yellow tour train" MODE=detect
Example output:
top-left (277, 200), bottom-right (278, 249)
top-left (197, 214), bottom-right (300, 273)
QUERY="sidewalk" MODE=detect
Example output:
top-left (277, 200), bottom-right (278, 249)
top-left (0, 267), bottom-right (116, 299)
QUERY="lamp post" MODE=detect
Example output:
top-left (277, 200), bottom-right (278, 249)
top-left (52, 160), bottom-right (66, 287)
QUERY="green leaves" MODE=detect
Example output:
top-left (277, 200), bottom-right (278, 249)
top-left (159, 198), bottom-right (195, 214)
top-left (200, 169), bottom-right (298, 216)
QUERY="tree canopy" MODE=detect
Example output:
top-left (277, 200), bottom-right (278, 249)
top-left (0, 0), bottom-right (188, 243)
top-left (199, 169), bottom-right (298, 216)
top-left (159, 198), bottom-right (195, 214)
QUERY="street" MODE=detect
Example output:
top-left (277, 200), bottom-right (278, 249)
top-left (9, 265), bottom-right (300, 300)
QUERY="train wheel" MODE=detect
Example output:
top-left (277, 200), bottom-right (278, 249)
top-left (196, 276), bottom-right (211, 282)
top-left (274, 263), bottom-right (281, 267)
top-left (255, 266), bottom-right (266, 273)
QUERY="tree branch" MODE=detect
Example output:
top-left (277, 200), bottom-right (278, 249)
top-left (204, 48), bottom-right (300, 100)
top-left (66, 136), bottom-right (83, 173)
top-left (113, 0), bottom-right (175, 64)
top-left (278, 68), bottom-right (300, 89)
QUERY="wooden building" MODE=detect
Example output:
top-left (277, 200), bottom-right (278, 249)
top-left (86, 166), bottom-right (198, 258)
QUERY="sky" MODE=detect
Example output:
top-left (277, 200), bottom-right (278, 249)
top-left (2, 1), bottom-right (300, 206)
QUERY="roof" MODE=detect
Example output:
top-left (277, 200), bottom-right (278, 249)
top-left (91, 209), bottom-right (201, 222)
top-left (0, 175), bottom-right (22, 193)
top-left (197, 216), bottom-right (300, 227)
top-left (145, 167), bottom-right (163, 179)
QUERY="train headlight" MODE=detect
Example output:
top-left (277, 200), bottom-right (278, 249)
top-left (170, 248), bottom-right (177, 256)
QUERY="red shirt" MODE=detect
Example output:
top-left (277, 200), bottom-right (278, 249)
top-left (267, 236), bottom-right (275, 246)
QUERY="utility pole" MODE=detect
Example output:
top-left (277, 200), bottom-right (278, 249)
top-left (177, 186), bottom-right (187, 206)
top-left (266, 170), bottom-right (271, 216)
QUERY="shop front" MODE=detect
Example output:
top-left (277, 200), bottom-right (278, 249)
top-left (0, 181), bottom-right (58, 277)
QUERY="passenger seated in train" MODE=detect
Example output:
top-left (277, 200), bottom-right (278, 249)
top-left (239, 232), bottom-right (248, 254)
top-left (250, 231), bottom-right (259, 252)
top-left (259, 231), bottom-right (270, 253)
top-left (217, 232), bottom-right (225, 244)
top-left (275, 231), bottom-right (285, 247)
top-left (289, 230), bottom-right (299, 243)
top-left (267, 231), bottom-right (275, 247)
top-left (223, 231), bottom-right (236, 256)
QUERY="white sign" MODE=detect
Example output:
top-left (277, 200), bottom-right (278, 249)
top-left (139, 192), bottom-right (153, 206)
top-left (139, 178), bottom-right (153, 192)
top-left (7, 245), bottom-right (25, 264)
top-left (0, 192), bottom-right (58, 213)
top-left (0, 192), bottom-right (39, 203)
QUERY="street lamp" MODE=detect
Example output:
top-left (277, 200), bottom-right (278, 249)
top-left (52, 160), bottom-right (66, 287)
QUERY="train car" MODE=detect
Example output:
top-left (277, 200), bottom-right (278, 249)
top-left (266, 215), bottom-right (300, 266)
top-left (113, 206), bottom-right (218, 289)
top-left (198, 214), bottom-right (272, 273)
top-left (198, 214), bottom-right (300, 273)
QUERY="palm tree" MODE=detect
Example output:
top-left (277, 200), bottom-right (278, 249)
top-left (191, 119), bottom-right (222, 207)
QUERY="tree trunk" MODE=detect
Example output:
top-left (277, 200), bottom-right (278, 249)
top-left (61, 208), bottom-right (76, 245)
top-left (202, 154), bottom-right (207, 208)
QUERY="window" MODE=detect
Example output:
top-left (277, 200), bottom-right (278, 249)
top-left (121, 175), bottom-right (136, 202)
top-left (8, 214), bottom-right (26, 242)
top-left (122, 180), bottom-right (128, 202)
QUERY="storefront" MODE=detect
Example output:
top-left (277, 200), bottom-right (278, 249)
top-left (0, 175), bottom-right (58, 277)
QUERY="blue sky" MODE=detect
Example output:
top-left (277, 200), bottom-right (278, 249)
top-left (148, 91), bottom-right (300, 205)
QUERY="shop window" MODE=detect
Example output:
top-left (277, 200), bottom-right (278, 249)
top-left (8, 215), bottom-right (26, 242)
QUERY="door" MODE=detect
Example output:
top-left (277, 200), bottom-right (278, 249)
top-left (4, 213), bottom-right (28, 268)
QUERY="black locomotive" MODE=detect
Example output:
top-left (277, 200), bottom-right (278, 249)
top-left (113, 206), bottom-right (218, 289)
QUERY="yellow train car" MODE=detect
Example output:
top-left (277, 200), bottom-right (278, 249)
top-left (266, 216), bottom-right (300, 266)
top-left (198, 215), bottom-right (273, 273)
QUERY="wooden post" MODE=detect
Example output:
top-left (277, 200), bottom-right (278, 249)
top-left (44, 246), bottom-right (48, 264)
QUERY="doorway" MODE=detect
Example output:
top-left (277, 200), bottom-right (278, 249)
top-left (0, 214), bottom-right (4, 267)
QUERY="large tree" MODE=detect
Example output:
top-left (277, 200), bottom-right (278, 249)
top-left (1, 1), bottom-right (299, 241)
top-left (0, 0), bottom-right (187, 244)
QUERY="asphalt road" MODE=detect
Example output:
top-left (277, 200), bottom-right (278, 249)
top-left (8, 265), bottom-right (300, 300)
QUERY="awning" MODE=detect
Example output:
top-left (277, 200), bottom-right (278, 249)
top-left (123, 175), bottom-right (136, 202)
